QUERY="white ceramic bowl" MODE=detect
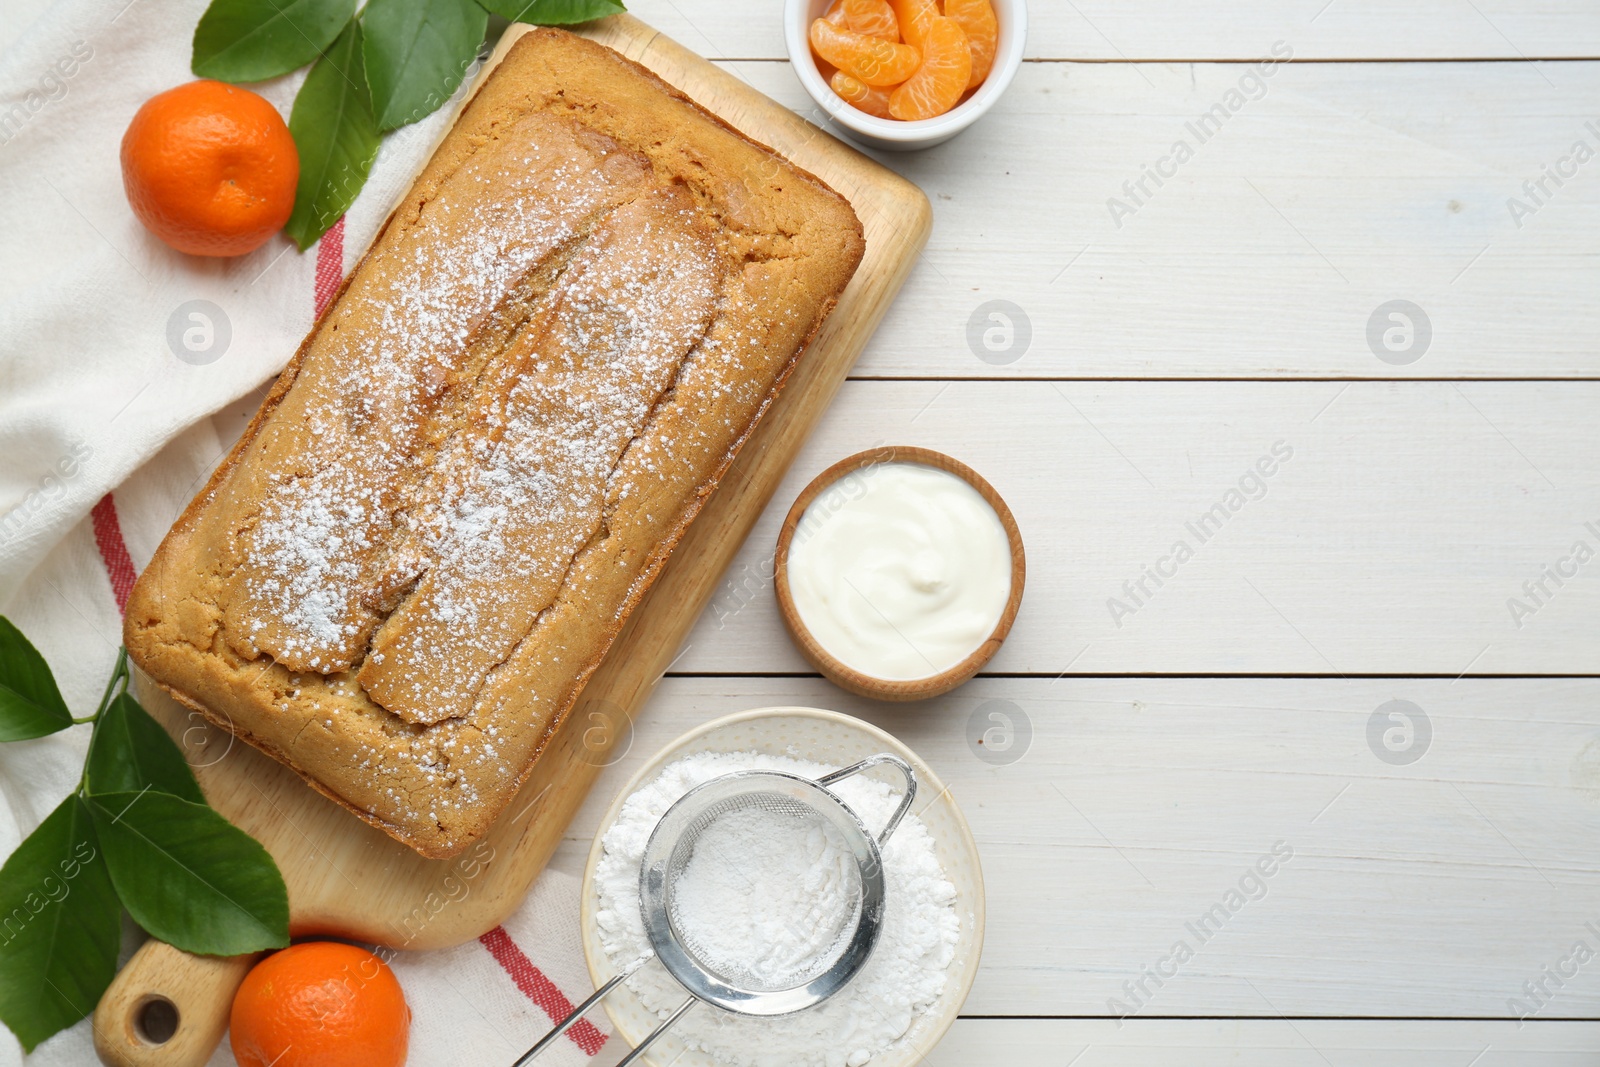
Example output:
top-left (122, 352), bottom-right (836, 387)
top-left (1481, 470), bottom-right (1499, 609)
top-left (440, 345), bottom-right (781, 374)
top-left (579, 706), bottom-right (986, 1067)
top-left (784, 0), bottom-right (1027, 151)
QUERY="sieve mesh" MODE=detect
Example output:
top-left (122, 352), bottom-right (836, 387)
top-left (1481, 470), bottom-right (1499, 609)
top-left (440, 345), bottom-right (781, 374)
top-left (663, 791), bottom-right (863, 993)
top-left (516, 756), bottom-right (917, 1066)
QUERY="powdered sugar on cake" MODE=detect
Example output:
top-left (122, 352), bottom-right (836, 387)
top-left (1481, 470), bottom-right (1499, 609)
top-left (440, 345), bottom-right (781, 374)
top-left (357, 186), bottom-right (726, 724)
top-left (232, 116), bottom-right (721, 694)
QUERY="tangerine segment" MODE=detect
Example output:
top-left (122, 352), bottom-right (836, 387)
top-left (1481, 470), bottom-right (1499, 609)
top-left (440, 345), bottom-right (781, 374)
top-left (944, 0), bottom-right (998, 88)
top-left (888, 0), bottom-right (938, 46)
top-left (831, 70), bottom-right (894, 118)
top-left (837, 0), bottom-right (899, 41)
top-left (888, 15), bottom-right (972, 120)
top-left (809, 19), bottom-right (921, 87)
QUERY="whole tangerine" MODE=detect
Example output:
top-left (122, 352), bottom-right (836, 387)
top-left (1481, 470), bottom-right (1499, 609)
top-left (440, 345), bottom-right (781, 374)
top-left (230, 941), bottom-right (410, 1067)
top-left (121, 79), bottom-right (298, 257)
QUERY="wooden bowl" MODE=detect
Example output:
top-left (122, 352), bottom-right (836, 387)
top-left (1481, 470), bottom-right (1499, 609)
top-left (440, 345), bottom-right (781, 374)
top-left (579, 706), bottom-right (986, 1067)
top-left (774, 446), bottom-right (1025, 702)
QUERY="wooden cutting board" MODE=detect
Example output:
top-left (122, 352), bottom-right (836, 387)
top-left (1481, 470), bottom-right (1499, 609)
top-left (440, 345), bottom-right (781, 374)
top-left (91, 15), bottom-right (930, 1067)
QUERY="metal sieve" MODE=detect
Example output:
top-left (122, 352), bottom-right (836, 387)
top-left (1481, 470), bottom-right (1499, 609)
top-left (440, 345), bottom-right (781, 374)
top-left (513, 753), bottom-right (917, 1067)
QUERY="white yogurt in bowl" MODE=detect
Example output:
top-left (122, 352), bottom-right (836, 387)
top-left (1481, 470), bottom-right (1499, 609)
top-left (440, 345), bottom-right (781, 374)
top-left (777, 450), bottom-right (1023, 699)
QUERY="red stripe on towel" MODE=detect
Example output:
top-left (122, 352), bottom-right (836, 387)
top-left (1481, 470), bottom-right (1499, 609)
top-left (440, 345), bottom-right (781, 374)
top-left (480, 926), bottom-right (608, 1056)
top-left (90, 494), bottom-right (137, 615)
top-left (314, 215), bottom-right (346, 318)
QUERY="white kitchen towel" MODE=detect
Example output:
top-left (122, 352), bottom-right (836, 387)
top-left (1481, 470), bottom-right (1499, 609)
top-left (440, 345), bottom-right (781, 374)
top-left (0, 0), bottom-right (623, 1063)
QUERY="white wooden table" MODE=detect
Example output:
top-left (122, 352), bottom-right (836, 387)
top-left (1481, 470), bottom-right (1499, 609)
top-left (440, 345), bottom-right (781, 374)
top-left (5, 0), bottom-right (1589, 1060)
top-left (555, 2), bottom-right (1600, 1062)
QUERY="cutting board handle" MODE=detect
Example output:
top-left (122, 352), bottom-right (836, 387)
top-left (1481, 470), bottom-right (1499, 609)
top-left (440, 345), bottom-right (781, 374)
top-left (92, 939), bottom-right (260, 1067)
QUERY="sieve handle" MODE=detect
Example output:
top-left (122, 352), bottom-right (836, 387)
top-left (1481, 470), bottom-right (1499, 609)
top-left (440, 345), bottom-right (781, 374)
top-left (511, 954), bottom-right (652, 1066)
top-left (615, 996), bottom-right (696, 1067)
top-left (816, 753), bottom-right (918, 846)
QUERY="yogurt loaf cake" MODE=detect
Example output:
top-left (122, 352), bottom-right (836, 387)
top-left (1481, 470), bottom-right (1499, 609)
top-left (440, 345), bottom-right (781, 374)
top-left (124, 28), bottom-right (865, 858)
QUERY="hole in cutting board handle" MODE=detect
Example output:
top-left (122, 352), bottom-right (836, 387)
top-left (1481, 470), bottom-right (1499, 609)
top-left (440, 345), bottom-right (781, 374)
top-left (135, 996), bottom-right (179, 1046)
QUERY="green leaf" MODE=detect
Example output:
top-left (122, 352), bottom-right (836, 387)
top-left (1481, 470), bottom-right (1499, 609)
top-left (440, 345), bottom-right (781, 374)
top-left (85, 693), bottom-right (205, 804)
top-left (86, 792), bottom-right (288, 956)
top-left (0, 616), bottom-right (71, 742)
top-left (192, 0), bottom-right (357, 82)
top-left (363, 0), bottom-right (487, 132)
top-left (0, 796), bottom-right (120, 1052)
top-left (285, 20), bottom-right (381, 250)
top-left (473, 0), bottom-right (625, 26)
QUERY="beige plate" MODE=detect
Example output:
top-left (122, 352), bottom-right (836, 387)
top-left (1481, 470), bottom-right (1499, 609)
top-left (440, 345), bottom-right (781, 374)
top-left (579, 706), bottom-right (985, 1067)
top-left (774, 447), bottom-right (1027, 701)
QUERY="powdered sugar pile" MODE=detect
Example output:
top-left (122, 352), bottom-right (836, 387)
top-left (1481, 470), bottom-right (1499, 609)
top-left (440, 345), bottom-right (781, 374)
top-left (669, 803), bottom-right (861, 990)
top-left (594, 750), bottom-right (960, 1067)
